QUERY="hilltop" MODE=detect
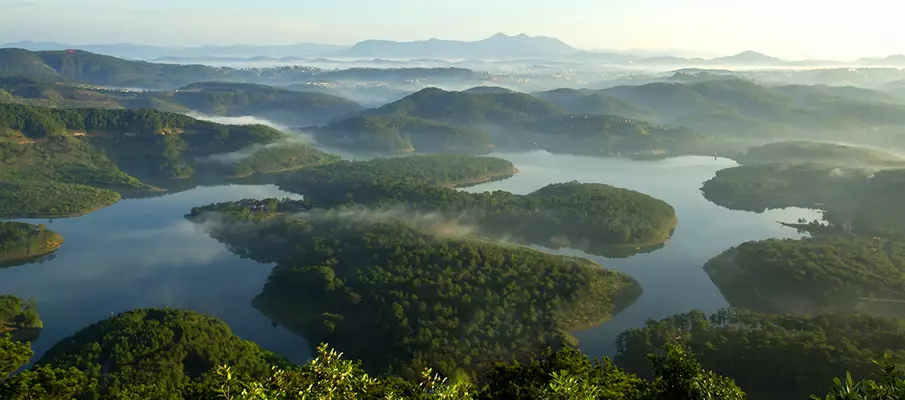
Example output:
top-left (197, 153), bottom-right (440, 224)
top-left (0, 103), bottom-right (339, 216)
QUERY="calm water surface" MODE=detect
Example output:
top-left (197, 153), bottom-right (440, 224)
top-left (0, 151), bottom-right (820, 364)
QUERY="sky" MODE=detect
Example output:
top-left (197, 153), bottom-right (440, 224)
top-left (1, 0), bottom-right (902, 60)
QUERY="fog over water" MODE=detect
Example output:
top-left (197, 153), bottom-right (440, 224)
top-left (0, 150), bottom-right (820, 363)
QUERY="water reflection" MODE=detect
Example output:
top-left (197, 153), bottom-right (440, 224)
top-left (0, 185), bottom-right (310, 364)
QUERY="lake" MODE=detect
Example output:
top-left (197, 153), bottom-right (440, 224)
top-left (0, 150), bottom-right (820, 365)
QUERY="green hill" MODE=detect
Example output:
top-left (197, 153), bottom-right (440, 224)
top-left (702, 163), bottom-right (905, 235)
top-left (0, 306), bottom-right (768, 400)
top-left (704, 236), bottom-right (905, 316)
top-left (600, 79), bottom-right (905, 138)
top-left (313, 115), bottom-right (493, 153)
top-left (277, 156), bottom-right (676, 253)
top-left (533, 88), bottom-right (653, 119)
top-left (616, 309), bottom-right (905, 399)
top-left (187, 206), bottom-right (640, 378)
top-left (0, 103), bottom-right (340, 216)
top-left (38, 309), bottom-right (282, 399)
top-left (362, 87), bottom-right (565, 126)
top-left (165, 82), bottom-right (362, 125)
top-left (0, 48), bottom-right (243, 89)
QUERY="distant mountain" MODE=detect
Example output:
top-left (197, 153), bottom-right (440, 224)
top-left (337, 33), bottom-right (578, 59)
top-left (0, 41), bottom-right (346, 59)
top-left (708, 50), bottom-right (785, 65)
top-left (635, 51), bottom-right (786, 66)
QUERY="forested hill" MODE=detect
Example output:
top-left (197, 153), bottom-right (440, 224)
top-left (0, 77), bottom-right (365, 126)
top-left (0, 48), bottom-right (485, 89)
top-left (2, 305), bottom-right (903, 398)
top-left (703, 235), bottom-right (905, 316)
top-left (0, 103), bottom-right (340, 217)
top-left (616, 309), bottom-right (905, 400)
top-left (162, 82), bottom-right (363, 125)
top-left (701, 163), bottom-right (905, 235)
top-left (275, 156), bottom-right (677, 253)
top-left (0, 48), bottom-right (240, 89)
top-left (321, 87), bottom-right (714, 156)
top-left (186, 205), bottom-right (641, 378)
top-left (361, 87), bottom-right (565, 126)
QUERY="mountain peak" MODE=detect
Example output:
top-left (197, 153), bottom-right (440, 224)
top-left (489, 32), bottom-right (512, 39)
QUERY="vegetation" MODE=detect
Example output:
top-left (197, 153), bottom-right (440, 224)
top-left (738, 140), bottom-right (905, 167)
top-left (701, 164), bottom-right (905, 235)
top-left (314, 115), bottom-right (493, 154)
top-left (0, 296), bottom-right (41, 334)
top-left (601, 79), bottom-right (905, 137)
top-left (363, 87), bottom-right (564, 126)
top-left (283, 154), bottom-right (518, 189)
top-left (0, 222), bottom-right (63, 264)
top-left (226, 143), bottom-right (342, 177)
top-left (4, 306), bottom-right (903, 399)
top-left (703, 236), bottom-right (905, 315)
top-left (616, 309), bottom-right (905, 399)
top-left (279, 157), bottom-right (676, 251)
top-left (0, 307), bottom-right (754, 400)
top-left (533, 88), bottom-right (655, 119)
top-left (187, 207), bottom-right (641, 378)
top-left (166, 82), bottom-right (363, 125)
top-left (0, 102), bottom-right (337, 216)
top-left (38, 308), bottom-right (283, 399)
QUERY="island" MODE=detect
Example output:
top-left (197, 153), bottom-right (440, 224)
top-left (703, 235), bottom-right (905, 316)
top-left (615, 308), bottom-right (905, 400)
top-left (0, 103), bottom-right (342, 217)
top-left (277, 155), bottom-right (677, 254)
top-left (0, 295), bottom-right (42, 342)
top-left (0, 222), bottom-right (63, 266)
top-left (187, 200), bottom-right (642, 378)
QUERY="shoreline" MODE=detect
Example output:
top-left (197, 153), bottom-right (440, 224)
top-left (442, 167), bottom-right (521, 189)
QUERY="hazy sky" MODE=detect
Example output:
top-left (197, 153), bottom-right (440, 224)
top-left (2, 0), bottom-right (901, 59)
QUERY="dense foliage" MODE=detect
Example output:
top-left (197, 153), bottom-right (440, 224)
top-left (0, 102), bottom-right (329, 216)
top-left (280, 157), bottom-right (676, 250)
top-left (38, 308), bottom-right (282, 399)
top-left (0, 222), bottom-right (63, 264)
top-left (314, 115), bottom-right (493, 154)
top-left (1, 311), bottom-right (752, 400)
top-left (187, 209), bottom-right (640, 378)
top-left (282, 154), bottom-right (517, 190)
top-left (364, 87), bottom-right (564, 126)
top-left (616, 309), bottom-right (905, 399)
top-left (703, 236), bottom-right (905, 315)
top-left (226, 143), bottom-right (342, 177)
top-left (701, 164), bottom-right (905, 235)
top-left (0, 295), bottom-right (41, 331)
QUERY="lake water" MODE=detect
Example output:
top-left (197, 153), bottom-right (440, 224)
top-left (0, 151), bottom-right (820, 365)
